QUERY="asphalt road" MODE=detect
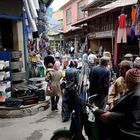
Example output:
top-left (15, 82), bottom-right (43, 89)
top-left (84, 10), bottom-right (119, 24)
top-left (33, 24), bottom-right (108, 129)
top-left (0, 98), bottom-right (70, 140)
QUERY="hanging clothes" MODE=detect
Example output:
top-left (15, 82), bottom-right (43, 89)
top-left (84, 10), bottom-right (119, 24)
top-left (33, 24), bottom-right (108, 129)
top-left (118, 14), bottom-right (127, 28)
top-left (24, 0), bottom-right (38, 32)
top-left (34, 0), bottom-right (40, 10)
top-left (136, 21), bottom-right (140, 35)
top-left (130, 27), bottom-right (136, 41)
top-left (117, 14), bottom-right (127, 43)
top-left (117, 28), bottom-right (127, 43)
top-left (27, 0), bottom-right (38, 18)
top-left (132, 6), bottom-right (137, 26)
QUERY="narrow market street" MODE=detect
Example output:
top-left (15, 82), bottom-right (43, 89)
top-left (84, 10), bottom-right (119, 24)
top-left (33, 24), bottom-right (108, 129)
top-left (0, 99), bottom-right (70, 140)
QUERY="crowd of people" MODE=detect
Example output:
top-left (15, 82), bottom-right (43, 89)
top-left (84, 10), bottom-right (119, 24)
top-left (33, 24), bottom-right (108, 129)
top-left (43, 48), bottom-right (140, 140)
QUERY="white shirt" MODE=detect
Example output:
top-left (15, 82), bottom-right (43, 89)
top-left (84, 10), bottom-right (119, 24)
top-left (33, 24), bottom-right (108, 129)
top-left (88, 53), bottom-right (97, 64)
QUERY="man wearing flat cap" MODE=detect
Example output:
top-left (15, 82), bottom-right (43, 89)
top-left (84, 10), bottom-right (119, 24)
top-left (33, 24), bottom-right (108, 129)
top-left (89, 56), bottom-right (110, 109)
top-left (124, 53), bottom-right (133, 62)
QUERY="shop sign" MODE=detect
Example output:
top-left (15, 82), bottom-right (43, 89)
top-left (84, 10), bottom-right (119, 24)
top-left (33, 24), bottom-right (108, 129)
top-left (95, 31), bottom-right (114, 38)
top-left (88, 31), bottom-right (114, 39)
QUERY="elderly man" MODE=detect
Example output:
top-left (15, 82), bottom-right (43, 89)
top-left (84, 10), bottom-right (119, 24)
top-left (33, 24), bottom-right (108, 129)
top-left (89, 56), bottom-right (110, 109)
top-left (107, 60), bottom-right (133, 109)
top-left (95, 68), bottom-right (140, 140)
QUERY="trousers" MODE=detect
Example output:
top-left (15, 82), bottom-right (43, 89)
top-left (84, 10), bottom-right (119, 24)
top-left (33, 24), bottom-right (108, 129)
top-left (117, 28), bottom-right (127, 43)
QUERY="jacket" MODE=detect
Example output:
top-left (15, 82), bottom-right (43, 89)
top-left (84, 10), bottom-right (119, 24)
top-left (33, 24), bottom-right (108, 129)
top-left (110, 85), bottom-right (140, 134)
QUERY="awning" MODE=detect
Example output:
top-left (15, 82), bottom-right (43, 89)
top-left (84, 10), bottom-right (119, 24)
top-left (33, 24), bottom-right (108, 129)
top-left (83, 0), bottom-right (117, 11)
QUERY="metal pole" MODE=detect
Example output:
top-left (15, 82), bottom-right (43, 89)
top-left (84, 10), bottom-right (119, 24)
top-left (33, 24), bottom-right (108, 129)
top-left (22, 7), bottom-right (29, 80)
top-left (111, 30), bottom-right (114, 55)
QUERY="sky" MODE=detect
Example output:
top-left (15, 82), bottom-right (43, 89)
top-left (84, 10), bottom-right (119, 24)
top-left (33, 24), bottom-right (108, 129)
top-left (49, 0), bottom-right (69, 11)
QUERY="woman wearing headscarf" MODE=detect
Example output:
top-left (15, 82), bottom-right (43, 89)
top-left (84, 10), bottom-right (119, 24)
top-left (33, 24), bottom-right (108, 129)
top-left (61, 60), bottom-right (79, 122)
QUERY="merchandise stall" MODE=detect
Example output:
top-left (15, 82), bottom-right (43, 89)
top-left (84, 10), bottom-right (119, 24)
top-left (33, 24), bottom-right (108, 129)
top-left (0, 0), bottom-right (47, 110)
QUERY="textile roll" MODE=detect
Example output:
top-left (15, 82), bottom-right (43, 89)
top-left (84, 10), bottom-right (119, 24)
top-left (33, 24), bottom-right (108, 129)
top-left (34, 0), bottom-right (40, 10)
top-left (24, 0), bottom-right (37, 32)
top-left (27, 0), bottom-right (38, 18)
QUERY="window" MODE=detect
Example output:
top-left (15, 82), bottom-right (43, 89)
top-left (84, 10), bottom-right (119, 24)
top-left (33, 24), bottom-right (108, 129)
top-left (66, 8), bottom-right (71, 25)
top-left (77, 0), bottom-right (84, 20)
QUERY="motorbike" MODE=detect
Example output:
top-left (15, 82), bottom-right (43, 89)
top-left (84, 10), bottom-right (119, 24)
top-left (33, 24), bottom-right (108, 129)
top-left (50, 94), bottom-right (99, 140)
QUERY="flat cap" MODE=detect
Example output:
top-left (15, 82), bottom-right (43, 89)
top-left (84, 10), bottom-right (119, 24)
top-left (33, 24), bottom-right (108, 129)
top-left (101, 56), bottom-right (110, 61)
top-left (124, 53), bottom-right (133, 58)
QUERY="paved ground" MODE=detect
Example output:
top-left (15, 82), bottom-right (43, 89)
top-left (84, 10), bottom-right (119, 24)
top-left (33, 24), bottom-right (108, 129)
top-left (0, 98), bottom-right (70, 140)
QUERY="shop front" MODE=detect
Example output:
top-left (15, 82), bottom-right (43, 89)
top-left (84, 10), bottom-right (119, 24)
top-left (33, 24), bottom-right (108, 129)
top-left (0, 0), bottom-right (49, 115)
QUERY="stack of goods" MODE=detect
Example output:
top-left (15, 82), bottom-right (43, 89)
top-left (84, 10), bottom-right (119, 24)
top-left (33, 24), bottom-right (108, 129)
top-left (11, 51), bottom-right (25, 83)
top-left (0, 52), bottom-right (11, 105)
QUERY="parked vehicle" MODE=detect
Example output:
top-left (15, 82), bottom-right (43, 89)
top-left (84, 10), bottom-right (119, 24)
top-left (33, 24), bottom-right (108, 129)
top-left (50, 94), bottom-right (99, 140)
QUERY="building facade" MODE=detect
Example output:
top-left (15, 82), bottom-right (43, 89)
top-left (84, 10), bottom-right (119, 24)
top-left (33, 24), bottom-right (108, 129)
top-left (73, 0), bottom-right (139, 64)
top-left (60, 0), bottom-right (89, 53)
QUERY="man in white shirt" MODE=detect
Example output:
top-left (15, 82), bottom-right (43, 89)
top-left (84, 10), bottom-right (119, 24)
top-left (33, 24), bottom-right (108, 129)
top-left (88, 50), bottom-right (97, 67)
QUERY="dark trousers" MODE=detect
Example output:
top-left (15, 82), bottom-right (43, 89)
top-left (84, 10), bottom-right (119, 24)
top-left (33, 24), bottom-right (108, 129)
top-left (61, 89), bottom-right (76, 120)
top-left (51, 96), bottom-right (59, 111)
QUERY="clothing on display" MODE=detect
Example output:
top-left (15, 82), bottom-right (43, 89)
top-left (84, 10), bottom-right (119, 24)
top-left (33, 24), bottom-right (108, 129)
top-left (117, 27), bottom-right (127, 43)
top-left (27, 0), bottom-right (38, 18)
top-left (34, 0), bottom-right (40, 10)
top-left (24, 0), bottom-right (38, 32)
top-left (118, 14), bottom-right (127, 28)
top-left (117, 13), bottom-right (127, 43)
top-left (132, 6), bottom-right (137, 26)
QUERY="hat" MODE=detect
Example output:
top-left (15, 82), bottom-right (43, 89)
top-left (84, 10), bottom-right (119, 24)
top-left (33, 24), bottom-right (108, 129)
top-left (126, 68), bottom-right (140, 84)
top-left (134, 57), bottom-right (140, 65)
top-left (101, 56), bottom-right (110, 61)
top-left (124, 53), bottom-right (133, 58)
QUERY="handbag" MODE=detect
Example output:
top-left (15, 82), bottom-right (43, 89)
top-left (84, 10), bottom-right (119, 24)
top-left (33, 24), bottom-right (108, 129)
top-left (46, 82), bottom-right (53, 96)
top-left (46, 82), bottom-right (57, 96)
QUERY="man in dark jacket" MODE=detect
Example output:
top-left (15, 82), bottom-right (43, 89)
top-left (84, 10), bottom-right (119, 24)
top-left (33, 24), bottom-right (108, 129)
top-left (89, 56), bottom-right (110, 109)
top-left (95, 68), bottom-right (140, 140)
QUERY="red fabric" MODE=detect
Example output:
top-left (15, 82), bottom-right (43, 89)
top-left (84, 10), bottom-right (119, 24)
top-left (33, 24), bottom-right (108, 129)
top-left (118, 14), bottom-right (127, 28)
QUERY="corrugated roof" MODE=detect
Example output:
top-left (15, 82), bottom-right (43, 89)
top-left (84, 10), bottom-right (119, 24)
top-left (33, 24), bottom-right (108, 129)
top-left (103, 0), bottom-right (137, 8)
top-left (73, 0), bottom-right (137, 26)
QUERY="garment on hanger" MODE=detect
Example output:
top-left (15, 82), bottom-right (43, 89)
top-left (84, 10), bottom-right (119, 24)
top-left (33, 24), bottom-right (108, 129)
top-left (117, 28), bottom-right (127, 43)
top-left (117, 13), bottom-right (127, 43)
top-left (118, 14), bottom-right (127, 28)
top-left (132, 6), bottom-right (137, 26)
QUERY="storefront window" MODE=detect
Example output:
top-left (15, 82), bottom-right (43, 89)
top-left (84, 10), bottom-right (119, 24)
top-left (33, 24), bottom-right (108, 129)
top-left (66, 8), bottom-right (71, 25)
top-left (77, 0), bottom-right (84, 20)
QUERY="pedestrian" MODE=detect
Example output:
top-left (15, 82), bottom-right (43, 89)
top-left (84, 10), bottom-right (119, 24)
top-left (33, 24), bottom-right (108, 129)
top-left (88, 49), bottom-right (97, 69)
top-left (44, 50), bottom-right (55, 69)
top-left (107, 60), bottom-right (133, 110)
top-left (61, 60), bottom-right (79, 122)
top-left (45, 61), bottom-right (62, 111)
top-left (89, 56), bottom-right (110, 109)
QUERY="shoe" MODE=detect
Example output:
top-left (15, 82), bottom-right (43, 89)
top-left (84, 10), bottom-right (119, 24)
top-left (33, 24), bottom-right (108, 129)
top-left (62, 118), bottom-right (69, 122)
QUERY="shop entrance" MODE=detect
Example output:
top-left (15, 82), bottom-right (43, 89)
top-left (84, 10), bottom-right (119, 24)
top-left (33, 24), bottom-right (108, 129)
top-left (0, 18), bottom-right (13, 50)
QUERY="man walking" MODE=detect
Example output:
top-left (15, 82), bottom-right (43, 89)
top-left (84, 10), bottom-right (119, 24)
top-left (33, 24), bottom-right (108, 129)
top-left (89, 56), bottom-right (110, 109)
